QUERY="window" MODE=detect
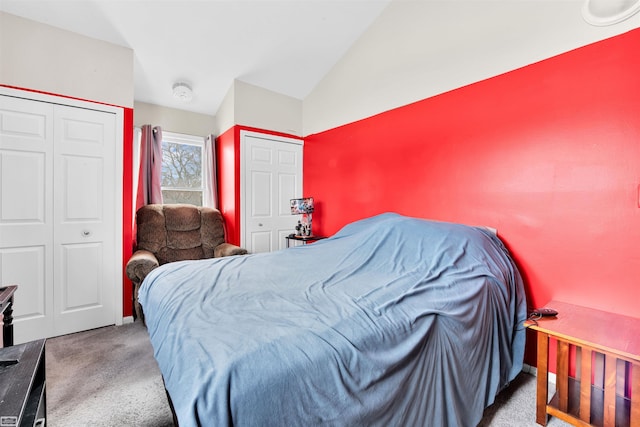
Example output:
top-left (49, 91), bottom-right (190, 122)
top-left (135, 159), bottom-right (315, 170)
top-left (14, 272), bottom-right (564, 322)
top-left (161, 132), bottom-right (204, 206)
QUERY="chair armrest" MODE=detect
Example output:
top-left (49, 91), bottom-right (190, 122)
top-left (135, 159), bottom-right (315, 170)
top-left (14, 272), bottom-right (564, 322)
top-left (125, 250), bottom-right (160, 285)
top-left (126, 250), bottom-right (160, 324)
top-left (214, 242), bottom-right (248, 258)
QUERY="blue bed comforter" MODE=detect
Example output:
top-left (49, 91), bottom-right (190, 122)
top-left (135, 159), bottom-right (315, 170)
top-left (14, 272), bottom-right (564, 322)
top-left (139, 213), bottom-right (527, 427)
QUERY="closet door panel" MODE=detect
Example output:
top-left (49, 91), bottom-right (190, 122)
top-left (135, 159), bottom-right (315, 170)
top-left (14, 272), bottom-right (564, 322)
top-left (53, 105), bottom-right (115, 335)
top-left (0, 246), bottom-right (48, 319)
top-left (61, 242), bottom-right (102, 310)
top-left (0, 100), bottom-right (49, 149)
top-left (61, 155), bottom-right (104, 227)
top-left (0, 96), bottom-right (55, 340)
top-left (0, 151), bottom-right (47, 242)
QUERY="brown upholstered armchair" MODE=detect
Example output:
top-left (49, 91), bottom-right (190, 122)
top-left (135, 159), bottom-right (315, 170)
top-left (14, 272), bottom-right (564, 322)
top-left (126, 204), bottom-right (248, 322)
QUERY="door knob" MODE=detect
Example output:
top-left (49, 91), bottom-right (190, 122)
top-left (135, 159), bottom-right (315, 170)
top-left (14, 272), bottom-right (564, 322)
top-left (82, 230), bottom-right (91, 237)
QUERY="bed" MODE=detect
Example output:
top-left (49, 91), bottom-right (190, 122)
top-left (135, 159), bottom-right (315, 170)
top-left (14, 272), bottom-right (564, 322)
top-left (139, 213), bottom-right (527, 427)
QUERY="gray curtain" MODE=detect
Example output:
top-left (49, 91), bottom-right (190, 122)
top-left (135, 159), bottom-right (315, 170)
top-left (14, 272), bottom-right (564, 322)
top-left (135, 125), bottom-right (163, 213)
top-left (203, 134), bottom-right (219, 208)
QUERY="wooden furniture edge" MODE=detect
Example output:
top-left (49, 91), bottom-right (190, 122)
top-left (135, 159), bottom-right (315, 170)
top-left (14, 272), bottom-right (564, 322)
top-left (526, 300), bottom-right (640, 427)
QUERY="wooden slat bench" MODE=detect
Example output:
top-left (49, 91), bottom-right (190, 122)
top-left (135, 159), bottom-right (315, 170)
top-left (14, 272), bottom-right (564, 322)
top-left (526, 301), bottom-right (639, 427)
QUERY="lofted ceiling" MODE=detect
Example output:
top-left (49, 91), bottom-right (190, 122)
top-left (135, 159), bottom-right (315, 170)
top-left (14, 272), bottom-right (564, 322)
top-left (0, 0), bottom-right (392, 116)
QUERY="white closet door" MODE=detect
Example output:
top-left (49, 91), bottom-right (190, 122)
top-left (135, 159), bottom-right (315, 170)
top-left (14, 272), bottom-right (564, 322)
top-left (0, 94), bottom-right (120, 343)
top-left (241, 131), bottom-right (303, 253)
top-left (52, 105), bottom-right (116, 336)
top-left (0, 96), bottom-right (56, 340)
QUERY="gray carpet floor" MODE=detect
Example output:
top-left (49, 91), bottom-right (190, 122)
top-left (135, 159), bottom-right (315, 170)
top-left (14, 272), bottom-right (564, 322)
top-left (46, 321), bottom-right (174, 427)
top-left (45, 321), bottom-right (569, 426)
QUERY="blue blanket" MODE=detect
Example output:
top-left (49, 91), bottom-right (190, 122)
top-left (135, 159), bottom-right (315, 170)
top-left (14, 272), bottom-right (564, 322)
top-left (139, 213), bottom-right (527, 427)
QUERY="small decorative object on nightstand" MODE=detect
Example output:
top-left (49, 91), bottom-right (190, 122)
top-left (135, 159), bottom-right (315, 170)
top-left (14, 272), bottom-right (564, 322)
top-left (290, 197), bottom-right (315, 236)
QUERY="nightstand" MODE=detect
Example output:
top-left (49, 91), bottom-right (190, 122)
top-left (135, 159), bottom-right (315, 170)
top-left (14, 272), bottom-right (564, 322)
top-left (285, 234), bottom-right (327, 248)
top-left (525, 301), bottom-right (640, 427)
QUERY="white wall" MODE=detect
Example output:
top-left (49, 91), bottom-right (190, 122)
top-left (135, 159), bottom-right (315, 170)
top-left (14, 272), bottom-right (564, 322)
top-left (303, 0), bottom-right (640, 136)
top-left (215, 83), bottom-right (236, 136)
top-left (0, 12), bottom-right (134, 108)
top-left (215, 80), bottom-right (303, 137)
top-left (235, 80), bottom-right (303, 136)
top-left (0, 12), bottom-right (299, 140)
top-left (134, 101), bottom-right (215, 136)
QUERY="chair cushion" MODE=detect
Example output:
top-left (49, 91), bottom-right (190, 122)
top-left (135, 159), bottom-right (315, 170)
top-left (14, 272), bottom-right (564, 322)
top-left (157, 246), bottom-right (205, 264)
top-left (164, 204), bottom-right (201, 231)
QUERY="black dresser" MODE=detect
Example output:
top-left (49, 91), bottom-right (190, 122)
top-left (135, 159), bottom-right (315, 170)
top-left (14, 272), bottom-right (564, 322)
top-left (0, 339), bottom-right (46, 426)
top-left (0, 285), bottom-right (17, 348)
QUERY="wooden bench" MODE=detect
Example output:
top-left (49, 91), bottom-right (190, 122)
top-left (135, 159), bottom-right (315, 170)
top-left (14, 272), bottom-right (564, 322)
top-left (526, 300), bottom-right (639, 427)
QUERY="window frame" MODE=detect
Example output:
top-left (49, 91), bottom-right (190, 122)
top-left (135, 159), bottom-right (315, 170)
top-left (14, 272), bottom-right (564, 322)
top-left (161, 131), bottom-right (205, 206)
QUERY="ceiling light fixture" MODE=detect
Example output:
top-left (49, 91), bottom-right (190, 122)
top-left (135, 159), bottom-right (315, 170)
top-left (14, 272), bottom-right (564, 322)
top-left (582, 0), bottom-right (640, 26)
top-left (172, 82), bottom-right (193, 102)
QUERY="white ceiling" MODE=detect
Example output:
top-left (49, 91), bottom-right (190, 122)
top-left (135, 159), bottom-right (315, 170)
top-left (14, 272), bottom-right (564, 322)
top-left (0, 0), bottom-right (392, 116)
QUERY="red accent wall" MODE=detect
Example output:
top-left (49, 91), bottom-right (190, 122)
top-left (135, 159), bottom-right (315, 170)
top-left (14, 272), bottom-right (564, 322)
top-left (304, 29), bottom-right (640, 362)
top-left (217, 126), bottom-right (242, 245)
top-left (122, 107), bottom-right (134, 317)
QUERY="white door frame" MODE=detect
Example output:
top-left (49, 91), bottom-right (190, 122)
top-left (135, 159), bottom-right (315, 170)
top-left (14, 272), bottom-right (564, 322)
top-left (0, 86), bottom-right (124, 326)
top-left (239, 130), bottom-right (303, 251)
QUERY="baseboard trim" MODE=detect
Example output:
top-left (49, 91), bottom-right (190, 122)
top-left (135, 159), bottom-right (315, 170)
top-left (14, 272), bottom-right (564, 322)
top-left (522, 363), bottom-right (556, 384)
top-left (122, 316), bottom-right (135, 324)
